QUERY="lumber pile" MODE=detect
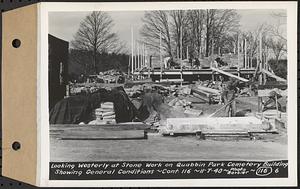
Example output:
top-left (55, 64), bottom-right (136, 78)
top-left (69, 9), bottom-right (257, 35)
top-left (88, 102), bottom-right (116, 124)
top-left (168, 97), bottom-right (203, 117)
top-left (191, 85), bottom-right (220, 103)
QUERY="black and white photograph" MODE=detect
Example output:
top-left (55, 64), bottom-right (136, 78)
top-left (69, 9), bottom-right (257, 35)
top-left (44, 1), bottom-right (296, 186)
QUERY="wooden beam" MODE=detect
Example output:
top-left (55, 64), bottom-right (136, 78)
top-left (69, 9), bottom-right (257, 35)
top-left (131, 26), bottom-right (134, 74)
top-left (259, 32), bottom-right (263, 85)
top-left (211, 67), bottom-right (249, 82)
top-left (192, 93), bottom-right (210, 102)
top-left (261, 69), bottom-right (287, 83)
top-left (50, 123), bottom-right (149, 131)
top-left (192, 88), bottom-right (212, 98)
top-left (50, 123), bottom-right (149, 140)
top-left (56, 130), bottom-right (146, 140)
top-left (196, 85), bottom-right (220, 94)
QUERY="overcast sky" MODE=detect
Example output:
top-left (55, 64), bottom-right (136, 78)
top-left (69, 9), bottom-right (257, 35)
top-left (49, 9), bottom-right (286, 50)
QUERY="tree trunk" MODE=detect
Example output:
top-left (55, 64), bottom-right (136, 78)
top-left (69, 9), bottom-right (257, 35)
top-left (93, 48), bottom-right (98, 74)
top-left (205, 34), bottom-right (210, 57)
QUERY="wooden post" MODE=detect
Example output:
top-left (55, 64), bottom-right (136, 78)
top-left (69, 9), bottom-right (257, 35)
top-left (258, 97), bottom-right (262, 114)
top-left (237, 34), bottom-right (240, 69)
top-left (160, 31), bottom-right (162, 81)
top-left (187, 46), bottom-right (189, 60)
top-left (135, 41), bottom-right (138, 79)
top-left (248, 56), bottom-right (250, 69)
top-left (265, 46), bottom-right (268, 70)
top-left (66, 85), bottom-right (70, 97)
top-left (131, 27), bottom-right (134, 75)
top-left (259, 32), bottom-right (263, 85)
top-left (137, 42), bottom-right (140, 71)
top-left (258, 32), bottom-right (263, 113)
top-left (244, 38), bottom-right (247, 68)
top-left (211, 38), bottom-right (214, 56)
top-left (263, 52), bottom-right (267, 84)
top-left (180, 26), bottom-right (183, 85)
top-left (233, 44), bottom-right (236, 54)
top-left (275, 95), bottom-right (279, 118)
top-left (180, 26), bottom-right (183, 60)
top-left (143, 43), bottom-right (145, 69)
top-left (128, 56), bottom-right (130, 77)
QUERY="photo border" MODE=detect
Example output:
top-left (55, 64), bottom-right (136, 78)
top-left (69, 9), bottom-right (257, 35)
top-left (38, 1), bottom-right (298, 187)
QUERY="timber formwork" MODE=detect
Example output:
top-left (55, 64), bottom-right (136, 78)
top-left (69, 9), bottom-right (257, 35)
top-left (135, 68), bottom-right (256, 82)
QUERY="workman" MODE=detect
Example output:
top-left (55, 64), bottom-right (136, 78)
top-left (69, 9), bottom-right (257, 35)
top-left (221, 78), bottom-right (240, 117)
top-left (262, 90), bottom-right (282, 111)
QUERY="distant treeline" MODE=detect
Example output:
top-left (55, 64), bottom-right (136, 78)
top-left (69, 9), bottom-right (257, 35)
top-left (68, 49), bottom-right (129, 80)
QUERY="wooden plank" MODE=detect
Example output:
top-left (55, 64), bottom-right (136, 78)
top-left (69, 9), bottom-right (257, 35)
top-left (56, 130), bottom-right (146, 140)
top-left (211, 67), bottom-right (249, 82)
top-left (159, 79), bottom-right (184, 82)
top-left (196, 85), bottom-right (220, 94)
top-left (192, 92), bottom-right (210, 102)
top-left (50, 122), bottom-right (149, 131)
top-left (192, 88), bottom-right (211, 98)
top-left (261, 69), bottom-right (287, 82)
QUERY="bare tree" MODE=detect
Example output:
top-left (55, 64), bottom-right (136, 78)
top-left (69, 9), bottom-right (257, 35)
top-left (140, 9), bottom-right (240, 59)
top-left (270, 11), bottom-right (287, 43)
top-left (212, 10), bottom-right (240, 56)
top-left (186, 10), bottom-right (205, 58)
top-left (71, 11), bottom-right (120, 74)
top-left (204, 9), bottom-right (217, 57)
top-left (140, 11), bottom-right (173, 57)
top-left (243, 24), bottom-right (269, 62)
top-left (203, 10), bottom-right (239, 57)
top-left (267, 37), bottom-right (286, 64)
top-left (170, 10), bottom-right (189, 59)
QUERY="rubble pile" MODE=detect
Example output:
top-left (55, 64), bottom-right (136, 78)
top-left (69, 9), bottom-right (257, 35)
top-left (70, 85), bottom-right (101, 95)
top-left (168, 97), bottom-right (203, 117)
top-left (98, 70), bottom-right (125, 84)
top-left (125, 83), bottom-right (170, 98)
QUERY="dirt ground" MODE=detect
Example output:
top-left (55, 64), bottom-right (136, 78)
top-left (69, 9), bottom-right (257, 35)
top-left (50, 132), bottom-right (287, 162)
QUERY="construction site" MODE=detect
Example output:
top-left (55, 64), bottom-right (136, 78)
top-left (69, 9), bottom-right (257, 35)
top-left (49, 10), bottom-right (288, 162)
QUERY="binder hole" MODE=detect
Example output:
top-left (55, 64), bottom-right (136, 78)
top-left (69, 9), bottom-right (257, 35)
top-left (12, 142), bottom-right (21, 151)
top-left (12, 39), bottom-right (21, 48)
